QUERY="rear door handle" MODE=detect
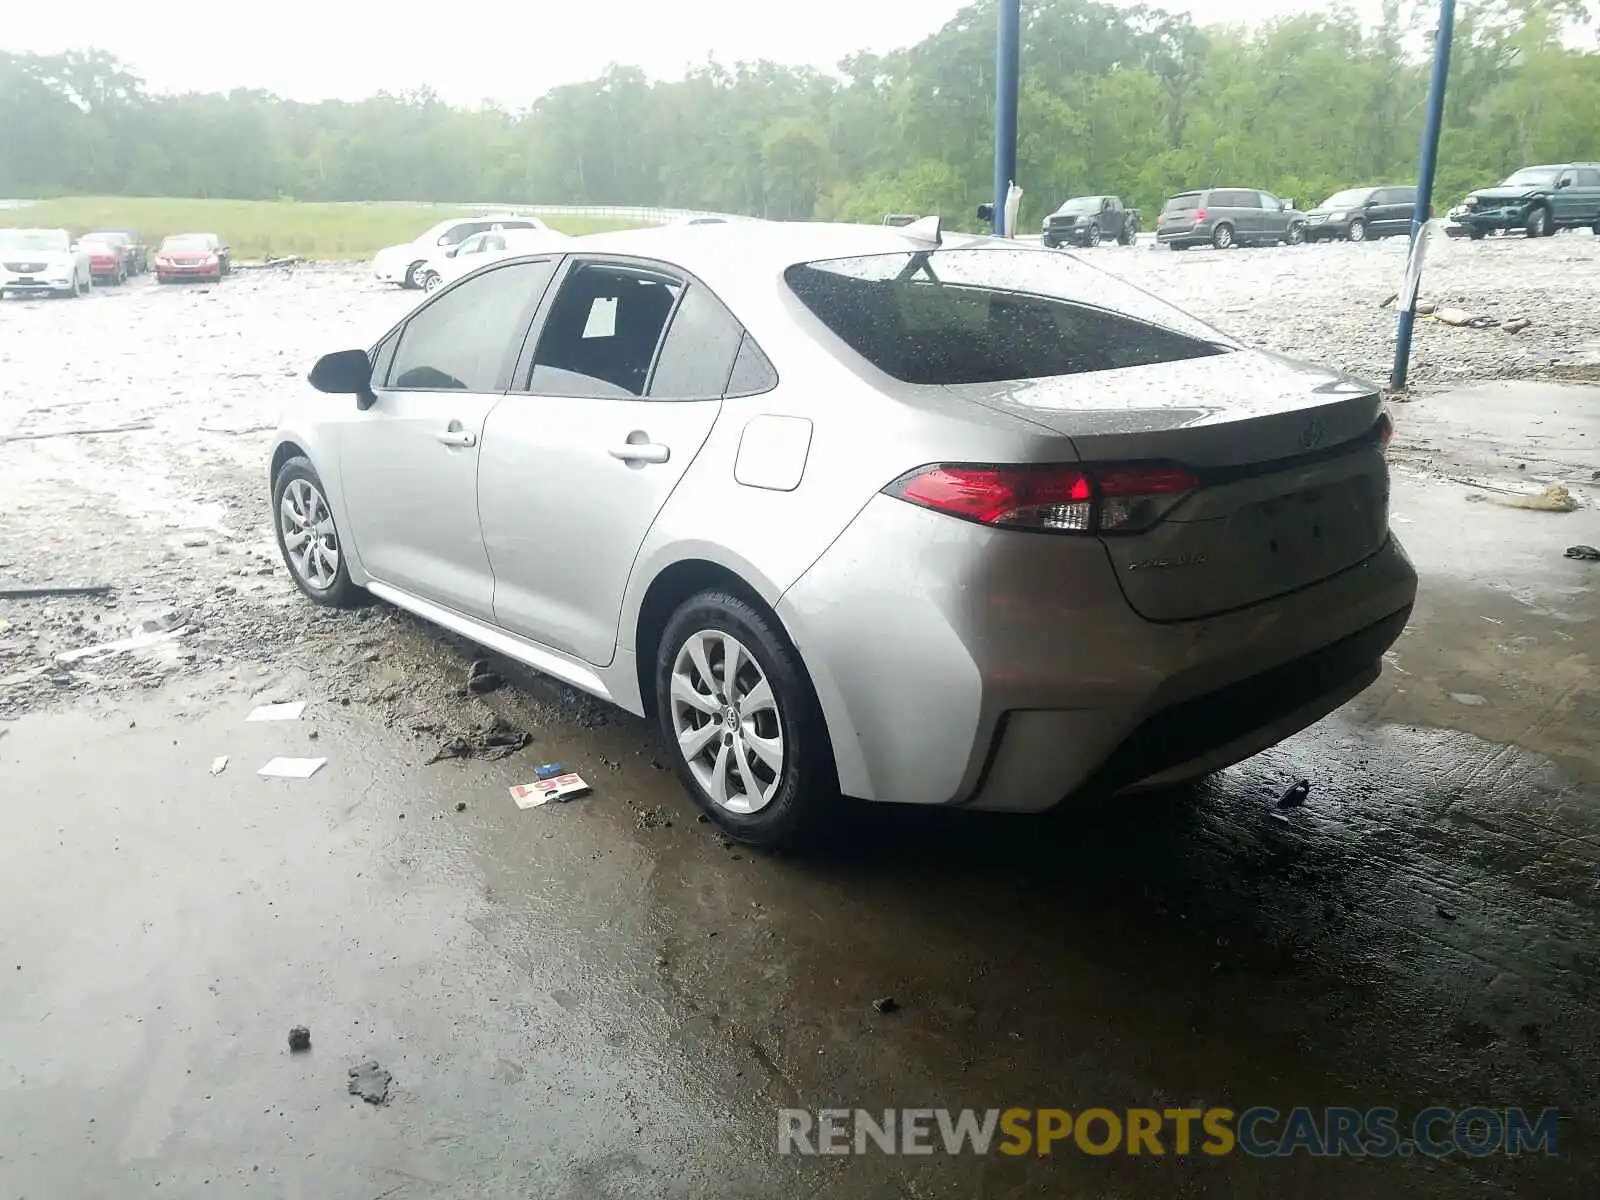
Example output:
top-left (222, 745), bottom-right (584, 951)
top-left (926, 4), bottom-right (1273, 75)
top-left (609, 442), bottom-right (670, 465)
top-left (436, 423), bottom-right (476, 448)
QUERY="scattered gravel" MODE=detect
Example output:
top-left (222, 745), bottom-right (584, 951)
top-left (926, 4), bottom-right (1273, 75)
top-left (1091, 229), bottom-right (1600, 391)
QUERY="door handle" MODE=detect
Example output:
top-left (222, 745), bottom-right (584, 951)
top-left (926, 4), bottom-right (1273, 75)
top-left (609, 441), bottom-right (670, 464)
top-left (436, 423), bottom-right (476, 448)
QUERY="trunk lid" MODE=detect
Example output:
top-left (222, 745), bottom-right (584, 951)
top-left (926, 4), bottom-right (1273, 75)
top-left (944, 350), bottom-right (1391, 622)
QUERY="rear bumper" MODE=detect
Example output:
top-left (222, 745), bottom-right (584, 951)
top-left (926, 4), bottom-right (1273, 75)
top-left (157, 267), bottom-right (222, 281)
top-left (777, 494), bottom-right (1418, 809)
top-left (1157, 227), bottom-right (1205, 245)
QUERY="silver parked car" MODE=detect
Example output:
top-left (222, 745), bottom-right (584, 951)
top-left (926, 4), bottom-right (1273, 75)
top-left (270, 220), bottom-right (1416, 847)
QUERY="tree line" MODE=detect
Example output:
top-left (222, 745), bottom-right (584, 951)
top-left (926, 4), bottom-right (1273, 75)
top-left (2, 0), bottom-right (1595, 228)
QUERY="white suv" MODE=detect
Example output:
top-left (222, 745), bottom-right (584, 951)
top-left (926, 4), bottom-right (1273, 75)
top-left (371, 214), bottom-right (549, 289)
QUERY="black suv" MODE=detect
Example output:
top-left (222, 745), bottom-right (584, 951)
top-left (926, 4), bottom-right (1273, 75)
top-left (1303, 186), bottom-right (1417, 242)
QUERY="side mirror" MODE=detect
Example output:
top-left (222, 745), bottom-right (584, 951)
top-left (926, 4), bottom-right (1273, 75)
top-left (308, 348), bottom-right (376, 410)
top-left (1364, 197), bottom-right (1380, 207)
top-left (1557, 178), bottom-right (1571, 189)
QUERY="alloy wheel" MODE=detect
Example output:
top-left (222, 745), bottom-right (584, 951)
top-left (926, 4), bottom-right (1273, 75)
top-left (1214, 224), bottom-right (1233, 249)
top-left (1348, 219), bottom-right (1367, 242)
top-left (422, 271), bottom-right (442, 293)
top-left (670, 630), bottom-right (784, 814)
top-left (279, 478), bottom-right (341, 590)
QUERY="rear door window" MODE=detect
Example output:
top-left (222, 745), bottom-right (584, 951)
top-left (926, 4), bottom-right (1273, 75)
top-left (527, 262), bottom-right (683, 398)
top-left (646, 282), bottom-right (747, 400)
top-left (785, 248), bottom-right (1229, 386)
top-left (726, 335), bottom-right (779, 397)
top-left (1574, 169), bottom-right (1600, 188)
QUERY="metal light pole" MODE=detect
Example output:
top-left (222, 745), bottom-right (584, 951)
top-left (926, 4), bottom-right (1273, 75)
top-left (1390, 0), bottom-right (1456, 391)
top-left (993, 0), bottom-right (1021, 236)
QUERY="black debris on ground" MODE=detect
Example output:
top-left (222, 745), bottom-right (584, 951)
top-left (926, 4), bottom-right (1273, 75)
top-left (347, 1060), bottom-right (392, 1105)
top-left (1436, 905), bottom-right (1458, 921)
top-left (872, 996), bottom-right (900, 1015)
top-left (1565, 545), bottom-right (1600, 562)
top-left (1277, 779), bottom-right (1312, 810)
top-left (465, 658), bottom-right (504, 695)
top-left (287, 1025), bottom-right (311, 1052)
top-left (455, 801), bottom-right (467, 812)
top-left (425, 714), bottom-right (530, 764)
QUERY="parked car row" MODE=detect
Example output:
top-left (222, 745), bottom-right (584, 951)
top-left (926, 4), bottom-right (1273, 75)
top-left (0, 227), bottom-right (232, 297)
top-left (1040, 161), bottom-right (1600, 254)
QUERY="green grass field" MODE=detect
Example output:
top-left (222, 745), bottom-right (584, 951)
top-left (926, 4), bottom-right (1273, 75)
top-left (5, 198), bottom-right (640, 260)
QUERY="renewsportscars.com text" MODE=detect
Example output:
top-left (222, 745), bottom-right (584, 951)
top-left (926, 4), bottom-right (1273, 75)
top-left (778, 1106), bottom-right (1561, 1158)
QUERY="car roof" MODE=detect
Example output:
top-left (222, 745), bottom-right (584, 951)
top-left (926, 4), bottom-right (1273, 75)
top-left (551, 220), bottom-right (1028, 347)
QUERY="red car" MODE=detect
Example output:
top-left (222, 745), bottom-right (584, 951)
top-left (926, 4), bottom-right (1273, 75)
top-left (154, 232), bottom-right (231, 283)
top-left (80, 237), bottom-right (129, 285)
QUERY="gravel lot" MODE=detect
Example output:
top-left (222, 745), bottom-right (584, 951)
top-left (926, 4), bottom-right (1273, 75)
top-left (0, 234), bottom-right (1594, 718)
top-left (1092, 228), bottom-right (1600, 391)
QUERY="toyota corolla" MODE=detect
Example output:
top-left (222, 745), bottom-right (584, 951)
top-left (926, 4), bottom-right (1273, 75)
top-left (268, 220), bottom-right (1416, 848)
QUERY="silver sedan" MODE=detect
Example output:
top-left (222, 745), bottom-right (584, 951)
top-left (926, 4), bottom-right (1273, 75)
top-left (269, 220), bottom-right (1417, 847)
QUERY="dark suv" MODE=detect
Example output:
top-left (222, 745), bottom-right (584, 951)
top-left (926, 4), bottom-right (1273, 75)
top-left (1156, 188), bottom-right (1306, 250)
top-left (1447, 164), bottom-right (1600, 239)
top-left (1303, 186), bottom-right (1417, 242)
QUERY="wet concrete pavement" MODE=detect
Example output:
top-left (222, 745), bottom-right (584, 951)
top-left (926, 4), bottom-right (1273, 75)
top-left (2, 262), bottom-right (1599, 1197)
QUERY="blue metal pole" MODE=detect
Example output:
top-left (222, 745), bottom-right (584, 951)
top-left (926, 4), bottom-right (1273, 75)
top-left (993, 0), bottom-right (1021, 235)
top-left (1391, 0), bottom-right (1456, 391)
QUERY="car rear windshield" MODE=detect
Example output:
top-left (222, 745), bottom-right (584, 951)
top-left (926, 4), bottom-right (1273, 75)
top-left (784, 248), bottom-right (1232, 386)
top-left (1162, 194), bottom-right (1202, 212)
top-left (162, 236), bottom-right (212, 251)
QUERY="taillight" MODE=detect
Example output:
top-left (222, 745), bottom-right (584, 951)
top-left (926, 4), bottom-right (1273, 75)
top-left (1195, 207), bottom-right (1208, 221)
top-left (883, 463), bottom-right (1201, 535)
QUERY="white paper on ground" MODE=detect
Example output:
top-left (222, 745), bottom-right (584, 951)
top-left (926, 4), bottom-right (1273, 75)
top-left (246, 701), bottom-right (307, 722)
top-left (210, 755), bottom-right (229, 775)
top-left (55, 626), bottom-right (190, 664)
top-left (258, 756), bottom-right (327, 779)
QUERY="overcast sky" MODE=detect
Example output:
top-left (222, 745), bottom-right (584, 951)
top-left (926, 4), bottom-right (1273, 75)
top-left (7, 0), bottom-right (1393, 106)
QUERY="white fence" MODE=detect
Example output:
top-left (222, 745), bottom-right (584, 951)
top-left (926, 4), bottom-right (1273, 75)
top-left (331, 201), bottom-right (734, 225)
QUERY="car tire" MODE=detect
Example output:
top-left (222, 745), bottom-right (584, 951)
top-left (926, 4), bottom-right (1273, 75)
top-left (420, 270), bottom-right (443, 293)
top-left (1285, 222), bottom-right (1306, 245)
top-left (1118, 222), bottom-right (1137, 246)
top-left (272, 456), bottom-right (363, 609)
top-left (402, 260), bottom-right (427, 290)
top-left (1525, 206), bottom-right (1550, 238)
top-left (1084, 222), bottom-right (1101, 247)
top-left (1348, 218), bottom-right (1368, 243)
top-left (1469, 227), bottom-right (1486, 241)
top-left (655, 590), bottom-right (838, 850)
top-left (1211, 223), bottom-right (1235, 249)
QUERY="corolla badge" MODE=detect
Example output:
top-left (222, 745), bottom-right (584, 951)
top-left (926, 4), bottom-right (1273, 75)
top-left (1298, 418), bottom-right (1327, 450)
top-left (1127, 553), bottom-right (1206, 572)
